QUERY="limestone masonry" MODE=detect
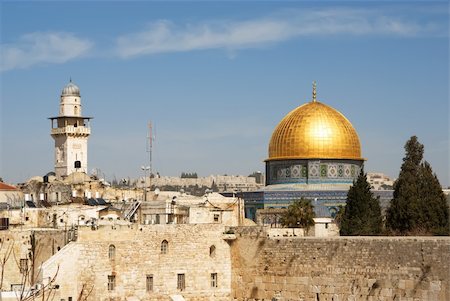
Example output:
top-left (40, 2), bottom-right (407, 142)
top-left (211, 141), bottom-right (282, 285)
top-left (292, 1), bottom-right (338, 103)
top-left (34, 225), bottom-right (450, 301)
top-left (230, 227), bottom-right (450, 301)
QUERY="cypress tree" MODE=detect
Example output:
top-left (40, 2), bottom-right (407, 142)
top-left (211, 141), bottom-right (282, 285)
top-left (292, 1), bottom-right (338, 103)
top-left (340, 168), bottom-right (382, 235)
top-left (386, 136), bottom-right (449, 235)
top-left (417, 161), bottom-right (449, 235)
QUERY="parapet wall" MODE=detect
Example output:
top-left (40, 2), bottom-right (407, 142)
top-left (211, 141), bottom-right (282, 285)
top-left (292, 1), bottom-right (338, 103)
top-left (230, 227), bottom-right (450, 301)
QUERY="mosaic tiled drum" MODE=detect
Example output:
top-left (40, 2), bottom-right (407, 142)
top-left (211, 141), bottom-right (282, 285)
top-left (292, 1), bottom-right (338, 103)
top-left (265, 86), bottom-right (364, 185)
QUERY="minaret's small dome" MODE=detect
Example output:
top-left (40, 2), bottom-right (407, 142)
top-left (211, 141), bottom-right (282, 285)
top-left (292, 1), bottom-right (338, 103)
top-left (61, 80), bottom-right (80, 96)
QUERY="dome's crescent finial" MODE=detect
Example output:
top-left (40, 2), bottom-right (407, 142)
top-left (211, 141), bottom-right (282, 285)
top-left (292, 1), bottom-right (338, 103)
top-left (312, 81), bottom-right (317, 102)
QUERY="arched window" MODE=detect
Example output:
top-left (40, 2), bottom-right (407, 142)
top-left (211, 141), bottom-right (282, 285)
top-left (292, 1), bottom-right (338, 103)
top-left (161, 240), bottom-right (168, 254)
top-left (109, 244), bottom-right (115, 260)
top-left (209, 245), bottom-right (216, 258)
top-left (74, 106), bottom-right (79, 115)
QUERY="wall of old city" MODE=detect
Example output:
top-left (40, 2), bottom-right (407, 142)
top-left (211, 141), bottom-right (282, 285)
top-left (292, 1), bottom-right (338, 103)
top-left (230, 227), bottom-right (450, 301)
top-left (0, 229), bottom-right (66, 291)
top-left (42, 223), bottom-right (232, 301)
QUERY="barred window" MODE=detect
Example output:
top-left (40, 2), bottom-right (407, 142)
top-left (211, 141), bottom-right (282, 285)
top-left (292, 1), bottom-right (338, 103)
top-left (109, 244), bottom-right (115, 260)
top-left (211, 273), bottom-right (218, 288)
top-left (108, 275), bottom-right (115, 291)
top-left (177, 273), bottom-right (185, 291)
top-left (146, 274), bottom-right (153, 292)
top-left (19, 259), bottom-right (28, 274)
top-left (161, 240), bottom-right (168, 254)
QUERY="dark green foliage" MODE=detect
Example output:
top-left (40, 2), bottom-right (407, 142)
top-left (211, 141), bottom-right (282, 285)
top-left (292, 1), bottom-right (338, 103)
top-left (340, 168), bottom-right (382, 235)
top-left (280, 198), bottom-right (315, 231)
top-left (386, 136), bottom-right (449, 235)
top-left (417, 162), bottom-right (449, 235)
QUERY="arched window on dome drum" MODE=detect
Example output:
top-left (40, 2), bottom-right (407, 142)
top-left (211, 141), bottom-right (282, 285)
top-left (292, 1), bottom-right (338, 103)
top-left (209, 245), bottom-right (216, 258)
top-left (161, 240), bottom-right (168, 254)
top-left (109, 244), bottom-right (115, 260)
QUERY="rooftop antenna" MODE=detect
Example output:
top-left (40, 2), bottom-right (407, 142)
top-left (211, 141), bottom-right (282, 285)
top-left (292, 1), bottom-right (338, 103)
top-left (312, 81), bottom-right (317, 102)
top-left (146, 121), bottom-right (154, 188)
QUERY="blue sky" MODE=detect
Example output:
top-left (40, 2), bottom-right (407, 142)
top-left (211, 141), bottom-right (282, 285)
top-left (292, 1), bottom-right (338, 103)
top-left (1, 1), bottom-right (448, 186)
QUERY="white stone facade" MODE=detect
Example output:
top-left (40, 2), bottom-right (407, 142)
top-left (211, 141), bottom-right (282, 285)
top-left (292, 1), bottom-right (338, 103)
top-left (41, 224), bottom-right (232, 301)
top-left (50, 81), bottom-right (92, 179)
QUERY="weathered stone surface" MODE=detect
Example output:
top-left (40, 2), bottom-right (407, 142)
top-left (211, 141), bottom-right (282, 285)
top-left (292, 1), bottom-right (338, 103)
top-left (230, 228), bottom-right (450, 301)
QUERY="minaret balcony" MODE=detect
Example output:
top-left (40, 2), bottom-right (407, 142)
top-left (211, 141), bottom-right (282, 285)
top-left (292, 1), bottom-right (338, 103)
top-left (51, 126), bottom-right (91, 136)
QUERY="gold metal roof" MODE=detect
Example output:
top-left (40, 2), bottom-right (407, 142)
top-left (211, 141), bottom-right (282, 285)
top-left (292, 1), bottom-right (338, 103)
top-left (268, 99), bottom-right (363, 161)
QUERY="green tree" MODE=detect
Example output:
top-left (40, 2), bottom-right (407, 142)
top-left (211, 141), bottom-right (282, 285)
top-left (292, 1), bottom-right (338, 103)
top-left (386, 136), bottom-right (449, 235)
top-left (386, 136), bottom-right (423, 234)
top-left (280, 198), bottom-right (315, 231)
top-left (417, 161), bottom-right (449, 235)
top-left (340, 168), bottom-right (382, 235)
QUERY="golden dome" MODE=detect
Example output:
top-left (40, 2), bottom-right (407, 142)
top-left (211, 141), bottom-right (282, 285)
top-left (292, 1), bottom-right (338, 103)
top-left (268, 99), bottom-right (363, 161)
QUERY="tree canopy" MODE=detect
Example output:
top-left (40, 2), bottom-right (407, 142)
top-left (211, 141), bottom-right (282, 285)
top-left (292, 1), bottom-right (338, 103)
top-left (386, 136), bottom-right (449, 235)
top-left (339, 168), bottom-right (382, 236)
top-left (280, 198), bottom-right (315, 231)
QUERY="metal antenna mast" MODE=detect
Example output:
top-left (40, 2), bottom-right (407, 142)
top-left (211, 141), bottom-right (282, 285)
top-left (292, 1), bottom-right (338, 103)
top-left (147, 121), bottom-right (153, 189)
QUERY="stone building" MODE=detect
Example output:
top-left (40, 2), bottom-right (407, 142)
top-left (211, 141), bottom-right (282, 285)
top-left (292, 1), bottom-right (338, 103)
top-left (41, 224), bottom-right (233, 301)
top-left (367, 172), bottom-right (395, 190)
top-left (49, 80), bottom-right (93, 179)
top-left (34, 225), bottom-right (450, 301)
top-left (0, 182), bottom-right (23, 208)
top-left (141, 175), bottom-right (261, 193)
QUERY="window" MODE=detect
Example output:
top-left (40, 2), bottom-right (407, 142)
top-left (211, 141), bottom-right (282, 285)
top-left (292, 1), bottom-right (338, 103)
top-left (11, 284), bottom-right (23, 291)
top-left (209, 245), bottom-right (216, 258)
top-left (213, 214), bottom-right (220, 222)
top-left (74, 106), bottom-right (79, 115)
top-left (146, 274), bottom-right (153, 292)
top-left (177, 274), bottom-right (185, 291)
top-left (161, 240), bottom-right (168, 254)
top-left (109, 245), bottom-right (115, 260)
top-left (325, 223), bottom-right (328, 229)
top-left (68, 298), bottom-right (72, 301)
top-left (19, 259), bottom-right (28, 274)
top-left (211, 273), bottom-right (218, 288)
top-left (108, 275), bottom-right (115, 291)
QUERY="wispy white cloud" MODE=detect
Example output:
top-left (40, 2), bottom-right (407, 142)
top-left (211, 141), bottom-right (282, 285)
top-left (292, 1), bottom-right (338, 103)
top-left (1, 32), bottom-right (93, 72)
top-left (115, 8), bottom-right (442, 58)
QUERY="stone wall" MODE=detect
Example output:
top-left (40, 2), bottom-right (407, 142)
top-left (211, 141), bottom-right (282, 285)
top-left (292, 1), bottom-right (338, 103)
top-left (42, 223), bottom-right (232, 301)
top-left (230, 227), bottom-right (450, 301)
top-left (0, 229), bottom-right (66, 290)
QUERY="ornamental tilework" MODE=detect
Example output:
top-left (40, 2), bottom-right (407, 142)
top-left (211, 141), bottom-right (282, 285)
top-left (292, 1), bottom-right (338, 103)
top-left (320, 164), bottom-right (327, 178)
top-left (285, 167), bottom-right (291, 178)
top-left (328, 164), bottom-right (338, 178)
top-left (309, 162), bottom-right (320, 178)
top-left (301, 165), bottom-right (308, 178)
top-left (344, 164), bottom-right (352, 178)
top-left (338, 165), bottom-right (344, 178)
top-left (291, 165), bottom-right (301, 179)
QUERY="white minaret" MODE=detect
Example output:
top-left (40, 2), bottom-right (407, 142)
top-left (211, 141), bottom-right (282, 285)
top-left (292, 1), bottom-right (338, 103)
top-left (49, 80), bottom-right (93, 179)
